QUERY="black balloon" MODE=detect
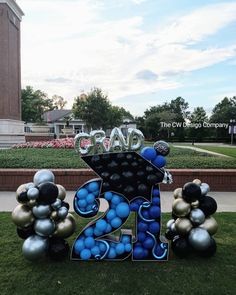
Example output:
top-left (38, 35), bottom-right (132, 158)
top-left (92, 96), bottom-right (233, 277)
top-left (131, 161), bottom-right (139, 169)
top-left (102, 182), bottom-right (110, 191)
top-left (61, 201), bottom-right (70, 210)
top-left (182, 182), bottom-right (201, 203)
top-left (48, 237), bottom-right (70, 261)
top-left (154, 140), bottom-right (170, 156)
top-left (165, 229), bottom-right (177, 240)
top-left (18, 191), bottom-right (29, 203)
top-left (38, 182), bottom-right (58, 205)
top-left (171, 236), bottom-right (192, 258)
top-left (146, 165), bottom-right (154, 173)
top-left (101, 171), bottom-right (110, 180)
top-left (122, 171), bottom-right (134, 182)
top-left (199, 196), bottom-right (217, 216)
top-left (107, 160), bottom-right (118, 170)
top-left (138, 184), bottom-right (148, 195)
top-left (197, 237), bottom-right (217, 257)
top-left (147, 174), bottom-right (158, 185)
top-left (121, 161), bottom-right (129, 170)
top-left (110, 173), bottom-right (121, 185)
top-left (91, 155), bottom-right (100, 165)
top-left (136, 170), bottom-right (145, 179)
top-left (126, 153), bottom-right (134, 162)
top-left (123, 185), bottom-right (135, 197)
top-left (17, 225), bottom-right (35, 239)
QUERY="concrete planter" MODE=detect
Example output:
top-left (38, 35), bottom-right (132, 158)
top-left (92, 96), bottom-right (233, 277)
top-left (31, 125), bottom-right (50, 133)
top-left (62, 127), bottom-right (74, 135)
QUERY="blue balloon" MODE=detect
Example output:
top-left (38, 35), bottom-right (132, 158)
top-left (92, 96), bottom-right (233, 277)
top-left (125, 243), bottom-right (132, 252)
top-left (96, 219), bottom-right (107, 232)
top-left (108, 247), bottom-right (116, 259)
top-left (142, 209), bottom-right (150, 219)
top-left (116, 202), bottom-right (130, 218)
top-left (130, 202), bottom-right (139, 212)
top-left (80, 249), bottom-right (91, 260)
top-left (143, 237), bottom-right (155, 249)
top-left (149, 206), bottom-right (161, 219)
top-left (115, 243), bottom-right (125, 255)
top-left (111, 217), bottom-right (122, 229)
top-left (77, 188), bottom-right (88, 199)
top-left (84, 227), bottom-right (94, 237)
top-left (94, 228), bottom-right (103, 236)
top-left (84, 237), bottom-right (95, 249)
top-left (141, 147), bottom-right (157, 161)
top-left (152, 155), bottom-right (166, 168)
top-left (143, 249), bottom-right (149, 258)
top-left (152, 197), bottom-right (160, 206)
top-left (133, 246), bottom-right (144, 259)
top-left (78, 199), bottom-right (87, 208)
top-left (137, 221), bottom-right (148, 232)
top-left (86, 204), bottom-right (93, 211)
top-left (87, 181), bottom-right (99, 192)
top-left (105, 223), bottom-right (112, 233)
top-left (138, 232), bottom-right (146, 242)
top-left (86, 193), bottom-right (95, 204)
top-left (149, 221), bottom-right (160, 234)
top-left (99, 242), bottom-right (107, 252)
top-left (121, 235), bottom-right (131, 244)
top-left (91, 246), bottom-right (100, 256)
top-left (104, 192), bottom-right (113, 201)
top-left (106, 209), bottom-right (116, 221)
top-left (111, 195), bottom-right (121, 205)
top-left (152, 188), bottom-right (160, 197)
top-left (74, 239), bottom-right (85, 254)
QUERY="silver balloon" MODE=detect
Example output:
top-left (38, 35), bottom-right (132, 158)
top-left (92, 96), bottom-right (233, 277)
top-left (90, 130), bottom-right (107, 154)
top-left (57, 206), bottom-right (68, 219)
top-left (27, 187), bottom-right (39, 200)
top-left (109, 127), bottom-right (127, 152)
top-left (34, 218), bottom-right (55, 237)
top-left (33, 169), bottom-right (55, 186)
top-left (190, 208), bottom-right (205, 225)
top-left (200, 183), bottom-right (210, 196)
top-left (127, 128), bottom-right (144, 151)
top-left (188, 228), bottom-right (211, 251)
top-left (166, 219), bottom-right (175, 230)
top-left (57, 184), bottom-right (66, 201)
top-left (32, 204), bottom-right (51, 219)
top-left (51, 198), bottom-right (62, 210)
top-left (25, 182), bottom-right (35, 190)
top-left (170, 222), bottom-right (177, 234)
top-left (74, 132), bottom-right (93, 155)
top-left (22, 235), bottom-right (48, 261)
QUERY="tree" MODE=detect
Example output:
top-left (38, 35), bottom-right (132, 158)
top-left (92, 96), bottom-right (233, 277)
top-left (189, 107), bottom-right (208, 141)
top-left (72, 88), bottom-right (125, 130)
top-left (52, 95), bottom-right (67, 109)
top-left (21, 86), bottom-right (54, 123)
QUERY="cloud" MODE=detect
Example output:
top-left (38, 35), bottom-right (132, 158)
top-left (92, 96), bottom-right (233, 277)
top-left (18, 0), bottom-right (236, 114)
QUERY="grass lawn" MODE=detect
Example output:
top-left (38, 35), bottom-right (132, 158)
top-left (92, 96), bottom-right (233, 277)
top-left (0, 212), bottom-right (235, 295)
top-left (0, 146), bottom-right (236, 169)
top-left (196, 146), bottom-right (236, 158)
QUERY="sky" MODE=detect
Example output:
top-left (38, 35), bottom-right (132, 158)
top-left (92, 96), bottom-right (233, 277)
top-left (17, 0), bottom-right (236, 116)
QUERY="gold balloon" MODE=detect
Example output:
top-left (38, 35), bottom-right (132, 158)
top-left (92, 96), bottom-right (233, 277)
top-left (173, 188), bottom-right (182, 199)
top-left (16, 184), bottom-right (27, 203)
top-left (27, 199), bottom-right (37, 208)
top-left (54, 213), bottom-right (76, 238)
top-left (193, 179), bottom-right (201, 186)
top-left (175, 218), bottom-right (193, 236)
top-left (199, 216), bottom-right (218, 235)
top-left (172, 199), bottom-right (191, 217)
top-left (12, 204), bottom-right (34, 228)
top-left (191, 200), bottom-right (199, 209)
top-left (57, 184), bottom-right (66, 201)
top-left (50, 211), bottom-right (59, 221)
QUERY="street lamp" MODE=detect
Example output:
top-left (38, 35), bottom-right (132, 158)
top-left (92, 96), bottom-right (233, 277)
top-left (229, 119), bottom-right (236, 145)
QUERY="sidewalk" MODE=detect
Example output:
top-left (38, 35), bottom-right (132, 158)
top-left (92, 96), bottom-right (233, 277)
top-left (173, 145), bottom-right (232, 158)
top-left (1, 191), bottom-right (235, 212)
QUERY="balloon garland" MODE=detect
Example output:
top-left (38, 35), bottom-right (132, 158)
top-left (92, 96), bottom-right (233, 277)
top-left (12, 169), bottom-right (76, 261)
top-left (165, 179), bottom-right (218, 258)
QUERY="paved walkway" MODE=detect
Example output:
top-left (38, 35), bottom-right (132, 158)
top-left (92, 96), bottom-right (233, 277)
top-left (1, 191), bottom-right (235, 212)
top-left (173, 145), bottom-right (232, 158)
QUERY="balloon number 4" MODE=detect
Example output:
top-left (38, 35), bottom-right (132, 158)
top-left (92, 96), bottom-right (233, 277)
top-left (71, 151), bottom-right (169, 261)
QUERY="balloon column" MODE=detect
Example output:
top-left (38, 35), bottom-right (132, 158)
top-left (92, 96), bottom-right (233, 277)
top-left (165, 179), bottom-right (218, 258)
top-left (12, 169), bottom-right (76, 261)
top-left (72, 128), bottom-right (172, 261)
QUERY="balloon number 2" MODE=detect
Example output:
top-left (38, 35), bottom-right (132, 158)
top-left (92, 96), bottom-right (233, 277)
top-left (71, 150), bottom-right (170, 261)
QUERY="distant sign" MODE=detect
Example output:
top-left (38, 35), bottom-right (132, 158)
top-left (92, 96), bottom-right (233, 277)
top-left (229, 125), bottom-right (236, 134)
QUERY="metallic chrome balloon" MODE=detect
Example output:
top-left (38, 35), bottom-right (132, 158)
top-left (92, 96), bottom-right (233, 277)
top-left (170, 222), bottom-right (177, 234)
top-left (33, 169), bottom-right (55, 186)
top-left (188, 228), bottom-right (211, 251)
top-left (54, 213), bottom-right (76, 238)
top-left (32, 204), bottom-right (51, 219)
top-left (109, 127), bottom-right (127, 152)
top-left (175, 218), bottom-right (193, 236)
top-left (166, 219), bottom-right (175, 230)
top-left (27, 199), bottom-right (37, 208)
top-left (16, 184), bottom-right (28, 204)
top-left (199, 216), bottom-right (218, 235)
top-left (74, 132), bottom-right (93, 155)
top-left (25, 182), bottom-right (35, 190)
top-left (193, 179), bottom-right (201, 186)
top-left (57, 206), bottom-right (68, 219)
top-left (153, 140), bottom-right (170, 156)
top-left (191, 200), bottom-right (199, 209)
top-left (22, 235), bottom-right (48, 261)
top-left (127, 128), bottom-right (144, 151)
top-left (190, 208), bottom-right (205, 226)
top-left (90, 130), bottom-right (107, 154)
top-left (173, 188), bottom-right (182, 199)
top-left (34, 218), bottom-right (56, 237)
top-left (56, 184), bottom-right (66, 201)
top-left (172, 199), bottom-right (191, 217)
top-left (27, 187), bottom-right (39, 200)
top-left (50, 211), bottom-right (59, 221)
top-left (12, 204), bottom-right (34, 228)
top-left (51, 199), bottom-right (62, 210)
top-left (200, 183), bottom-right (210, 196)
